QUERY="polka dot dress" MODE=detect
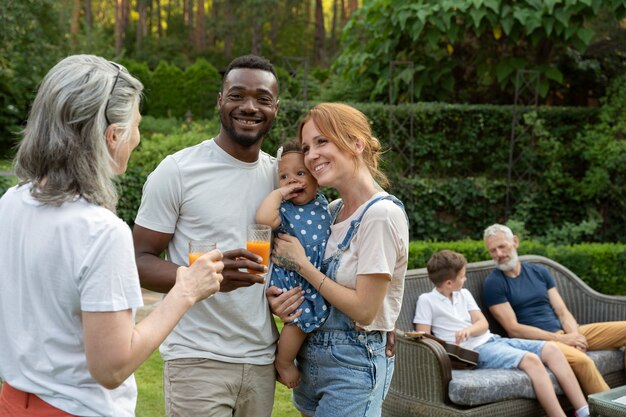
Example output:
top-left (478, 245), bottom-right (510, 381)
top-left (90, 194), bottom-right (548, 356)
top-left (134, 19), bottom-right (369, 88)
top-left (269, 192), bottom-right (332, 333)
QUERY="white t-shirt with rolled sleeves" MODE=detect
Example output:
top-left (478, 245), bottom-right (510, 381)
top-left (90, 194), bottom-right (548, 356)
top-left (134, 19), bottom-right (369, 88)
top-left (0, 184), bottom-right (143, 417)
top-left (324, 192), bottom-right (409, 332)
top-left (134, 138), bottom-right (279, 364)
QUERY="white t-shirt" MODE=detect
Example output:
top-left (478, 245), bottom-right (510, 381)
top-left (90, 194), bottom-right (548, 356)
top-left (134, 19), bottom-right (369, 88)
top-left (0, 184), bottom-right (143, 417)
top-left (324, 192), bottom-right (409, 331)
top-left (135, 139), bottom-right (279, 364)
top-left (413, 288), bottom-right (492, 350)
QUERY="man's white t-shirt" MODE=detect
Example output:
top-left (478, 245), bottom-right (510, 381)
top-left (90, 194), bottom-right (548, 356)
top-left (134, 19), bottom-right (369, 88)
top-left (413, 288), bottom-right (492, 350)
top-left (0, 185), bottom-right (143, 417)
top-left (324, 192), bottom-right (409, 331)
top-left (135, 139), bottom-right (279, 363)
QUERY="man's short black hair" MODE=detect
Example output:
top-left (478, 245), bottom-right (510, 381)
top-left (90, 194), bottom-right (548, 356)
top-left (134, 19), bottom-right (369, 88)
top-left (222, 54), bottom-right (278, 89)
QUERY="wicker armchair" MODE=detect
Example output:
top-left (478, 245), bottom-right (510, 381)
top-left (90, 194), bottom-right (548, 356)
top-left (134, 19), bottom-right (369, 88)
top-left (383, 255), bottom-right (626, 417)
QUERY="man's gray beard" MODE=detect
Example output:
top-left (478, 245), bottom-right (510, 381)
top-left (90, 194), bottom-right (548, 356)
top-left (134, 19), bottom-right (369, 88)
top-left (496, 250), bottom-right (519, 272)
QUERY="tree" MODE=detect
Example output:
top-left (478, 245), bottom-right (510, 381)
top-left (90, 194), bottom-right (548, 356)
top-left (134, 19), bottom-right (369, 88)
top-left (0, 0), bottom-right (65, 157)
top-left (334, 0), bottom-right (626, 103)
top-left (313, 0), bottom-right (326, 65)
top-left (195, 0), bottom-right (206, 52)
top-left (85, 0), bottom-right (93, 33)
top-left (70, 0), bottom-right (81, 49)
top-left (136, 0), bottom-right (147, 52)
top-left (114, 0), bottom-right (124, 55)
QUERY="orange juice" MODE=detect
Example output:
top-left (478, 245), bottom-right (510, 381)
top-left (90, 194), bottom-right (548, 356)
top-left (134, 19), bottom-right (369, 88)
top-left (247, 240), bottom-right (271, 274)
top-left (189, 252), bottom-right (203, 265)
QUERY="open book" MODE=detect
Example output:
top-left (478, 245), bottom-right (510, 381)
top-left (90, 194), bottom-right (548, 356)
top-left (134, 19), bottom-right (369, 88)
top-left (405, 331), bottom-right (479, 369)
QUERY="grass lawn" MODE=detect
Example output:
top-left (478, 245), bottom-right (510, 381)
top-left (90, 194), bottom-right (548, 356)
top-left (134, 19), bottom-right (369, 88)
top-left (135, 351), bottom-right (300, 417)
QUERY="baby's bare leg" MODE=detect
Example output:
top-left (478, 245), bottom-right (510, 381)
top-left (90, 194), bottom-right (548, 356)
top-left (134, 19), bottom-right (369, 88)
top-left (275, 324), bottom-right (307, 388)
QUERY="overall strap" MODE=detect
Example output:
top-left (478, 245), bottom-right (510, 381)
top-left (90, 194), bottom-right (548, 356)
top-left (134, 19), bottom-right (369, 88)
top-left (337, 195), bottom-right (405, 251)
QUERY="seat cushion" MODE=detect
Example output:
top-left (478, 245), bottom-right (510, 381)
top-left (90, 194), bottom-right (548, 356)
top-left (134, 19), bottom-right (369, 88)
top-left (587, 349), bottom-right (624, 376)
top-left (448, 349), bottom-right (623, 406)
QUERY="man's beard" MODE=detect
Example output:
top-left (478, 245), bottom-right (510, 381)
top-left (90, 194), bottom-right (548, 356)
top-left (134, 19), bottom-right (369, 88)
top-left (220, 112), bottom-right (274, 148)
top-left (496, 248), bottom-right (519, 272)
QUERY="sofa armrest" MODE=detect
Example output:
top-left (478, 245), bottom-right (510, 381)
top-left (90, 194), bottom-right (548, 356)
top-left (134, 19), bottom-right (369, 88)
top-left (389, 329), bottom-right (453, 404)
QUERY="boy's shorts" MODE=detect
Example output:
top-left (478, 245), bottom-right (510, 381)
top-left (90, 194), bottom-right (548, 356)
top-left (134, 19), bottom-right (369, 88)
top-left (474, 334), bottom-right (546, 369)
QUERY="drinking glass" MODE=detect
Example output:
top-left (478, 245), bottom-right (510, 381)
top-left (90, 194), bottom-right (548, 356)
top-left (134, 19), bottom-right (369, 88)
top-left (246, 224), bottom-right (272, 275)
top-left (188, 240), bottom-right (217, 265)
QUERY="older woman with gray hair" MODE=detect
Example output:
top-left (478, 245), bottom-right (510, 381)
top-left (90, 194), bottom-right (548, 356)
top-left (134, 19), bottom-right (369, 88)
top-left (0, 55), bottom-right (224, 417)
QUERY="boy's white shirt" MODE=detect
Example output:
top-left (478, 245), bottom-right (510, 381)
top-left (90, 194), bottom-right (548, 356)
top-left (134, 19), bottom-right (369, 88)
top-left (413, 288), bottom-right (492, 350)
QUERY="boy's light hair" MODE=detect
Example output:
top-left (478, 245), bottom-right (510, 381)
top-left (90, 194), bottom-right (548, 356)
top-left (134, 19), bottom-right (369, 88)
top-left (426, 250), bottom-right (467, 287)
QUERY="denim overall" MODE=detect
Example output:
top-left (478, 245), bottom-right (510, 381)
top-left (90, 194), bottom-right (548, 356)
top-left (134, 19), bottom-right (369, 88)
top-left (292, 195), bottom-right (406, 417)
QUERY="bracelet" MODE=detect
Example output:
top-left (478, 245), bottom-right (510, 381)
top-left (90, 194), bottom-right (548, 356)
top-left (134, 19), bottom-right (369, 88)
top-left (318, 275), bottom-right (327, 292)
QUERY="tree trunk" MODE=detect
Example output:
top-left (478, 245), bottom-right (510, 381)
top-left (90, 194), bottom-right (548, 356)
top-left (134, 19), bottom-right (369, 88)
top-left (195, 0), bottom-right (206, 52)
top-left (186, 0), bottom-right (194, 51)
top-left (70, 0), bottom-right (81, 49)
top-left (166, 0), bottom-right (173, 34)
top-left (330, 0), bottom-right (338, 54)
top-left (136, 0), bottom-right (146, 52)
top-left (84, 0), bottom-right (92, 33)
top-left (207, 0), bottom-right (217, 47)
top-left (223, 1), bottom-right (234, 60)
top-left (156, 0), bottom-right (162, 37)
top-left (305, 0), bottom-right (311, 28)
top-left (313, 0), bottom-right (325, 65)
top-left (123, 0), bottom-right (131, 34)
top-left (348, 0), bottom-right (358, 15)
top-left (115, 0), bottom-right (123, 55)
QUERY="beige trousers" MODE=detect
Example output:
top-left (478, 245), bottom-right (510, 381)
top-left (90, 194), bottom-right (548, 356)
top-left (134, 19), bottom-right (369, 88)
top-left (163, 357), bottom-right (275, 417)
top-left (554, 321), bottom-right (626, 395)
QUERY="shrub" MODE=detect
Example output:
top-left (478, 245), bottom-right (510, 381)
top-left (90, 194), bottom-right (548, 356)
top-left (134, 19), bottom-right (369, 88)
top-left (408, 240), bottom-right (626, 295)
top-left (182, 59), bottom-right (221, 120)
top-left (0, 176), bottom-right (14, 196)
top-left (122, 60), bottom-right (153, 115)
top-left (115, 118), bottom-right (220, 224)
top-left (148, 61), bottom-right (186, 118)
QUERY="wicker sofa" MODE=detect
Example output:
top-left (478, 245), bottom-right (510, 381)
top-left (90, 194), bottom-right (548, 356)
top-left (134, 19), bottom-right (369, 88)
top-left (383, 255), bottom-right (626, 417)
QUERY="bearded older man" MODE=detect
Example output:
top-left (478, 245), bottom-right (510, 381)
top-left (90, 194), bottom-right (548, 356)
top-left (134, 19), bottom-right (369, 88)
top-left (481, 224), bottom-right (626, 396)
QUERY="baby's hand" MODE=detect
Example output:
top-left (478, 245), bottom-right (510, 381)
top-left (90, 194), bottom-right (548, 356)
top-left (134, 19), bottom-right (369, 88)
top-left (279, 183), bottom-right (304, 200)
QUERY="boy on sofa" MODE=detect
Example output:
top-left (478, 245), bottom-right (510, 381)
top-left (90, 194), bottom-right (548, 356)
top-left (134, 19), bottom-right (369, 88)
top-left (413, 250), bottom-right (589, 417)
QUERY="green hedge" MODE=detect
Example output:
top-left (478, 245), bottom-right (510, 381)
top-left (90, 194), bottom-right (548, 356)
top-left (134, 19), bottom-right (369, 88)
top-left (108, 74), bottom-right (625, 245)
top-left (267, 99), bottom-right (626, 243)
top-left (408, 240), bottom-right (626, 296)
top-left (0, 176), bottom-right (13, 196)
top-left (113, 99), bottom-right (625, 245)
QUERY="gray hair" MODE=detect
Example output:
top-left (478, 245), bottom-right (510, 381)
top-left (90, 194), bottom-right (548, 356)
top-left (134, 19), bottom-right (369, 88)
top-left (483, 223), bottom-right (515, 241)
top-left (14, 54), bottom-right (143, 212)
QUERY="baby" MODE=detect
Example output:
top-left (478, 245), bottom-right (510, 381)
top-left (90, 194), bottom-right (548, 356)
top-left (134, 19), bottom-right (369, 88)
top-left (256, 140), bottom-right (331, 388)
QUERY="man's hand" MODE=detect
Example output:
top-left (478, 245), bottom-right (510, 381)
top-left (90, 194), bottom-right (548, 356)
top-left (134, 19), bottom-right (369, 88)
top-left (557, 332), bottom-right (588, 351)
top-left (219, 248), bottom-right (267, 292)
top-left (266, 286), bottom-right (304, 323)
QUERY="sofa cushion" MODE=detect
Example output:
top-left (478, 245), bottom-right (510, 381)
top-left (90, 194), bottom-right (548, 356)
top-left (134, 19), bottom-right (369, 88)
top-left (448, 349), bottom-right (623, 406)
top-left (587, 349), bottom-right (624, 376)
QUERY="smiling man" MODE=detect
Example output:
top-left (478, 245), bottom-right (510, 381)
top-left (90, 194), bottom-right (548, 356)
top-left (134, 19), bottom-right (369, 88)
top-left (132, 55), bottom-right (280, 417)
top-left (482, 223), bottom-right (626, 396)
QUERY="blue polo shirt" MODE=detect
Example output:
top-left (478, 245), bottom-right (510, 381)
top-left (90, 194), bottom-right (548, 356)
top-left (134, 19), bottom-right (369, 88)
top-left (483, 263), bottom-right (563, 332)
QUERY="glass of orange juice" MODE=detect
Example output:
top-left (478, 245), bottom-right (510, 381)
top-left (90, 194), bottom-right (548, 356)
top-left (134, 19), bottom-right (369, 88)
top-left (188, 240), bottom-right (217, 265)
top-left (246, 224), bottom-right (272, 275)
